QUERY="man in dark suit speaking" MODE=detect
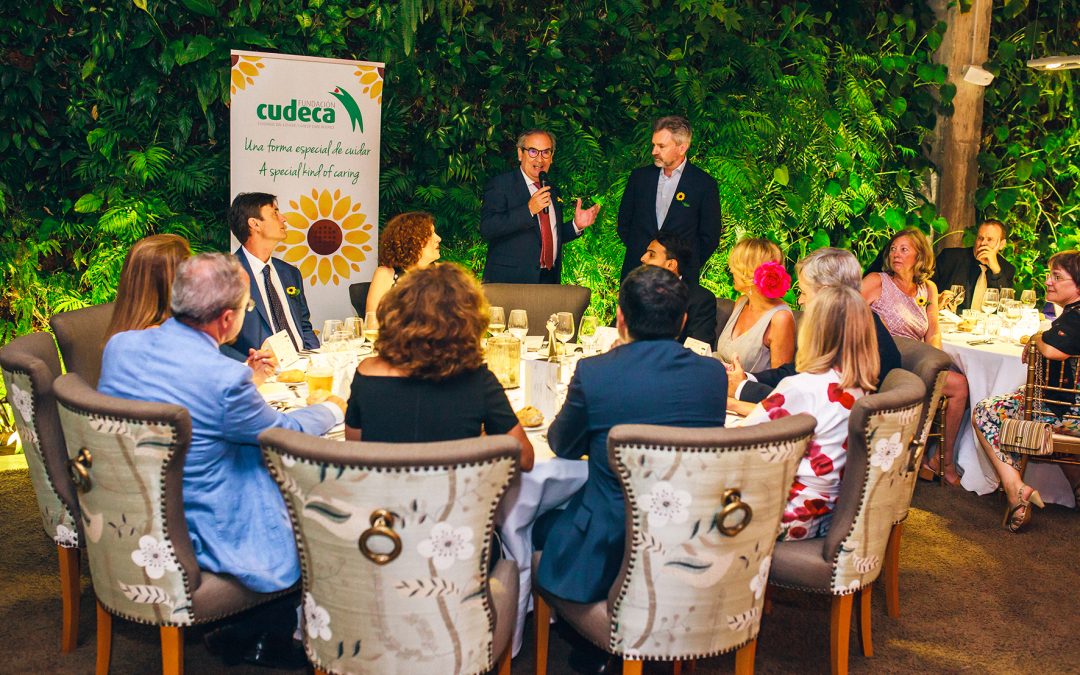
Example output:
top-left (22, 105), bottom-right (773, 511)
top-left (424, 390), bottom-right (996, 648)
top-left (617, 115), bottom-right (721, 282)
top-left (480, 129), bottom-right (601, 283)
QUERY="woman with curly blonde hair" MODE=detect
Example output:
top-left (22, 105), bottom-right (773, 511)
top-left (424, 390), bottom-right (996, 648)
top-left (365, 211), bottom-right (442, 314)
top-left (344, 263), bottom-right (534, 470)
top-left (715, 237), bottom-right (795, 370)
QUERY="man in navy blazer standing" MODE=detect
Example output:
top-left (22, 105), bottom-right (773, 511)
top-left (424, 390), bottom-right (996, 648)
top-left (227, 192), bottom-right (320, 360)
top-left (617, 115), bottom-right (722, 282)
top-left (534, 266), bottom-right (727, 607)
top-left (480, 129), bottom-right (601, 283)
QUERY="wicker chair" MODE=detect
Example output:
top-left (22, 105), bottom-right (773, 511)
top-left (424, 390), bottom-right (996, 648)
top-left (482, 283), bottom-right (591, 338)
top-left (50, 302), bottom-right (115, 388)
top-left (533, 415), bottom-right (817, 675)
top-left (260, 428), bottom-right (521, 675)
top-left (53, 373), bottom-right (295, 675)
top-left (887, 338), bottom-right (953, 617)
top-left (767, 369), bottom-right (925, 675)
top-left (0, 332), bottom-right (84, 653)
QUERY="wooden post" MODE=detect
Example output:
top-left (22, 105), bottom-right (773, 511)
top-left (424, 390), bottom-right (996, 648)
top-left (929, 0), bottom-right (993, 249)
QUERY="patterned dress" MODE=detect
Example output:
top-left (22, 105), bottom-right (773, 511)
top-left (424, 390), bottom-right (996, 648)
top-left (740, 370), bottom-right (865, 540)
top-left (972, 301), bottom-right (1080, 470)
top-left (870, 272), bottom-right (929, 341)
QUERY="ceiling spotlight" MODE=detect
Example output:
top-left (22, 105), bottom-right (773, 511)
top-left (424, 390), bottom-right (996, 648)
top-left (1027, 55), bottom-right (1080, 70)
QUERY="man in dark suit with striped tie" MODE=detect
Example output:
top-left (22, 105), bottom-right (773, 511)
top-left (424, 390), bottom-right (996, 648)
top-left (226, 192), bottom-right (320, 361)
top-left (480, 129), bottom-right (601, 284)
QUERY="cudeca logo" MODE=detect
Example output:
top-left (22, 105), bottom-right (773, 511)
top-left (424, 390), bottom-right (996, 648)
top-left (254, 86), bottom-right (364, 133)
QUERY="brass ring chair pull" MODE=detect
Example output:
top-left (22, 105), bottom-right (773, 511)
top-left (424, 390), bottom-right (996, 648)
top-left (715, 488), bottom-right (752, 537)
top-left (68, 448), bottom-right (93, 493)
top-left (358, 509), bottom-right (402, 565)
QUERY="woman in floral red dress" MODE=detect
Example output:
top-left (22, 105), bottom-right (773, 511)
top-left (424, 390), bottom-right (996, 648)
top-left (739, 285), bottom-right (880, 540)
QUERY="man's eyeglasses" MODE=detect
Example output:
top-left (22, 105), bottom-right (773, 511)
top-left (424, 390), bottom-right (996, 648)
top-left (521, 147), bottom-right (553, 159)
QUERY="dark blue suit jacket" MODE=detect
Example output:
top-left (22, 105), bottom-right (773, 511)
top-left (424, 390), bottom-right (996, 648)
top-left (480, 169), bottom-right (582, 283)
top-left (226, 248), bottom-right (320, 360)
top-left (616, 162), bottom-right (721, 281)
top-left (535, 340), bottom-right (728, 603)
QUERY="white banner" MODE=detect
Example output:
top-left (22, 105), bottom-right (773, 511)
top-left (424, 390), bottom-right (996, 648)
top-left (229, 50), bottom-right (383, 327)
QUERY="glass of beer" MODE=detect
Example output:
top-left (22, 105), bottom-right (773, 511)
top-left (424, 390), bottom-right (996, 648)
top-left (305, 366), bottom-right (334, 395)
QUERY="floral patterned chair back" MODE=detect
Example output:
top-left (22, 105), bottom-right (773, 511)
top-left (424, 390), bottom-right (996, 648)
top-left (605, 414), bottom-right (816, 660)
top-left (0, 333), bottom-right (82, 550)
top-left (260, 428), bottom-right (520, 675)
top-left (52, 373), bottom-right (199, 626)
top-left (895, 337), bottom-right (953, 520)
top-left (820, 369), bottom-right (924, 593)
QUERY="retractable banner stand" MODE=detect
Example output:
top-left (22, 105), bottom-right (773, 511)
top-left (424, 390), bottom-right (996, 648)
top-left (230, 50), bottom-right (383, 328)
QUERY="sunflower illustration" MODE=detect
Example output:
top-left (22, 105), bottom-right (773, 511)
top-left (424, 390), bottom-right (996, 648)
top-left (278, 189), bottom-right (374, 287)
top-left (230, 55), bottom-right (265, 96)
top-left (354, 64), bottom-right (384, 104)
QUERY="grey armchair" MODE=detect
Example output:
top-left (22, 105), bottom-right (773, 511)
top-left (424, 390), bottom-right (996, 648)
top-left (482, 283), bottom-right (591, 338)
top-left (50, 302), bottom-right (115, 388)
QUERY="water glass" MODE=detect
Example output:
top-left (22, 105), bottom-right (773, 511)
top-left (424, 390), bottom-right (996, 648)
top-left (489, 306), bottom-right (506, 335)
top-left (578, 314), bottom-right (599, 354)
top-left (948, 284), bottom-right (966, 312)
top-left (508, 309), bottom-right (528, 340)
top-left (981, 288), bottom-right (1000, 315)
top-left (999, 288), bottom-right (1015, 303)
top-left (321, 319), bottom-right (343, 344)
top-left (554, 312), bottom-right (575, 357)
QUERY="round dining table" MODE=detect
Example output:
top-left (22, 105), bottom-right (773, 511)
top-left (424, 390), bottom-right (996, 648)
top-left (940, 332), bottom-right (1076, 507)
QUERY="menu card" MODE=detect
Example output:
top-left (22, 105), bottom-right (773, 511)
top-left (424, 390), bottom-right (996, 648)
top-left (524, 359), bottom-right (560, 420)
top-left (684, 337), bottom-right (712, 356)
top-left (264, 330), bottom-right (300, 368)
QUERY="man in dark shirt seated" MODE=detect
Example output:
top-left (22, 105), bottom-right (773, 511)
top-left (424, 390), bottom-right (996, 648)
top-left (638, 232), bottom-right (717, 346)
top-left (933, 219), bottom-right (1015, 312)
top-left (727, 247), bottom-right (902, 407)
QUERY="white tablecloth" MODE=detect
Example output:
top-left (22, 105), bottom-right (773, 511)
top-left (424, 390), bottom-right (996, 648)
top-left (941, 334), bottom-right (1075, 506)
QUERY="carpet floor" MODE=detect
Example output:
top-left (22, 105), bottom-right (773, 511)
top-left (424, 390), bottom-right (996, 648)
top-left (2, 466), bottom-right (1077, 674)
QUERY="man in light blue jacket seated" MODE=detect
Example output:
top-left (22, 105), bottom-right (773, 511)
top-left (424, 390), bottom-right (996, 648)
top-left (98, 252), bottom-right (345, 667)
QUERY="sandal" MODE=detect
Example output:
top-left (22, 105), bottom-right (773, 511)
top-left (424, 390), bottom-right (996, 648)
top-left (1002, 484), bottom-right (1045, 533)
top-left (919, 457), bottom-right (961, 486)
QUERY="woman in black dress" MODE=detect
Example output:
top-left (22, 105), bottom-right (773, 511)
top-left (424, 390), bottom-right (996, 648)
top-left (345, 263), bottom-right (535, 470)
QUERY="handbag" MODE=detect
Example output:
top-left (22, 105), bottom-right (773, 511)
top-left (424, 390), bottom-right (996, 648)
top-left (999, 418), bottom-right (1054, 456)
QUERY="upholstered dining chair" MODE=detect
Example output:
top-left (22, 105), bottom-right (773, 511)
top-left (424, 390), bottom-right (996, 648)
top-left (50, 302), bottom-right (115, 388)
top-left (260, 428), bottom-right (521, 675)
top-left (0, 332), bottom-right (84, 653)
top-left (482, 283), bottom-right (591, 338)
top-left (53, 373), bottom-right (296, 675)
top-left (533, 415), bottom-right (818, 675)
top-left (767, 369), bottom-right (924, 675)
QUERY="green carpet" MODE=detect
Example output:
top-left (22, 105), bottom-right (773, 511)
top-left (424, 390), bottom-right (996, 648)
top-left (2, 466), bottom-right (1077, 674)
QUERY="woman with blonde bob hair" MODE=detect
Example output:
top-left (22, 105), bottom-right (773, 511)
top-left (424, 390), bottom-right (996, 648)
top-left (104, 233), bottom-right (192, 342)
top-left (344, 263), bottom-right (533, 470)
top-left (740, 285), bottom-right (878, 540)
top-left (716, 237), bottom-right (795, 370)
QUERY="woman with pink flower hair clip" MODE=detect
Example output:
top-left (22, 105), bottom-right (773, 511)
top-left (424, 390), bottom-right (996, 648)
top-left (715, 237), bottom-right (796, 371)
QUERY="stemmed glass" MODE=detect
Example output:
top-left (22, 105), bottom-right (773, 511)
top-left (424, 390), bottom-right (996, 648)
top-left (344, 316), bottom-right (363, 350)
top-left (1000, 288), bottom-right (1016, 303)
top-left (362, 311), bottom-right (379, 347)
top-left (948, 285), bottom-right (965, 312)
top-left (981, 288), bottom-right (1000, 316)
top-left (508, 310), bottom-right (528, 340)
top-left (489, 306), bottom-right (506, 335)
top-left (578, 314), bottom-right (599, 355)
top-left (321, 320), bottom-right (343, 348)
top-left (1020, 289), bottom-right (1037, 310)
top-left (554, 312), bottom-right (575, 358)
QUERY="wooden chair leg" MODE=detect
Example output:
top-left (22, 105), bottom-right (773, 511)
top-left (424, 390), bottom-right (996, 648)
top-left (497, 642), bottom-right (511, 675)
top-left (673, 660), bottom-right (682, 675)
top-left (884, 523), bottom-right (902, 618)
top-left (937, 398), bottom-right (948, 486)
top-left (829, 594), bottom-right (853, 675)
top-left (763, 584), bottom-right (774, 615)
top-left (160, 626), bottom-right (183, 675)
top-left (858, 584), bottom-right (873, 658)
top-left (686, 660), bottom-right (697, 672)
top-left (315, 670), bottom-right (329, 675)
top-left (534, 590), bottom-right (551, 675)
top-left (58, 545), bottom-right (80, 653)
top-left (96, 601), bottom-right (112, 675)
top-left (734, 638), bottom-right (756, 675)
top-left (622, 660), bottom-right (644, 675)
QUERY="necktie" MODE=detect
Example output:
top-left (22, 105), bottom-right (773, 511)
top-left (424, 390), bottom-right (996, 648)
top-left (971, 264), bottom-right (988, 312)
top-left (262, 265), bottom-right (299, 350)
top-left (534, 182), bottom-right (554, 269)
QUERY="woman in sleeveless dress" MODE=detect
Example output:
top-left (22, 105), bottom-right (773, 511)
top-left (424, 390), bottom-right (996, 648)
top-left (366, 212), bottom-right (442, 315)
top-left (861, 228), bottom-right (969, 486)
top-left (715, 237), bottom-right (795, 371)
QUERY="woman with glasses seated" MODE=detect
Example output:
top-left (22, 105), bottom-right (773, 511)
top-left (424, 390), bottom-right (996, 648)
top-left (972, 251), bottom-right (1080, 532)
top-left (365, 211), bottom-right (442, 315)
top-left (345, 263), bottom-right (534, 470)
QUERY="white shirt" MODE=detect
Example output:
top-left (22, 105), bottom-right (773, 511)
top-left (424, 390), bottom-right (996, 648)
top-left (241, 246), bottom-right (303, 347)
top-left (655, 158), bottom-right (687, 228)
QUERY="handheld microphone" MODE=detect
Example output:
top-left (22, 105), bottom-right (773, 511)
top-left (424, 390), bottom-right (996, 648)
top-left (538, 171), bottom-right (549, 189)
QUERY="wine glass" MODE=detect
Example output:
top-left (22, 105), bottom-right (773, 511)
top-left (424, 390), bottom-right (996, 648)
top-left (999, 288), bottom-right (1015, 303)
top-left (981, 288), bottom-right (1000, 316)
top-left (1020, 289), bottom-right (1037, 310)
top-left (321, 319), bottom-right (343, 347)
top-left (508, 309), bottom-right (528, 341)
top-left (1003, 299), bottom-right (1022, 327)
top-left (578, 314), bottom-right (599, 354)
top-left (489, 306), bottom-right (506, 335)
top-left (362, 311), bottom-right (379, 346)
top-left (554, 312), bottom-right (575, 357)
top-left (948, 284), bottom-right (965, 312)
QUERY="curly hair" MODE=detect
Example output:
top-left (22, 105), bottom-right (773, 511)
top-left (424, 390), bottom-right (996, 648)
top-left (375, 263), bottom-right (490, 380)
top-left (378, 211), bottom-right (435, 268)
top-left (881, 228), bottom-right (935, 284)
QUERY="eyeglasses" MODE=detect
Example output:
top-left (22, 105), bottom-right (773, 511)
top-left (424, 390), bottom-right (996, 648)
top-left (521, 147), bottom-right (553, 159)
top-left (1046, 272), bottom-right (1075, 285)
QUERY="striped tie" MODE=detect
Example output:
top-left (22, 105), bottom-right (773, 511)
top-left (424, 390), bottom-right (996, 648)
top-left (263, 265), bottom-right (299, 350)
